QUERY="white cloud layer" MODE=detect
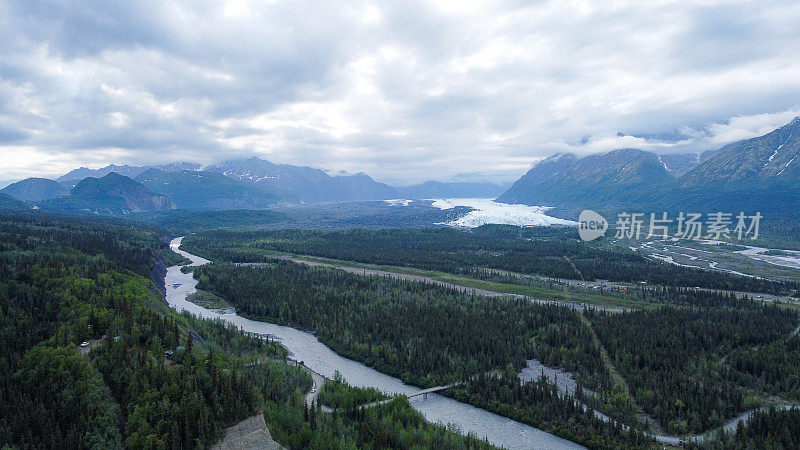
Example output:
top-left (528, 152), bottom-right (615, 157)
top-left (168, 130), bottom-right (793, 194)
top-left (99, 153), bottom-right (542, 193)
top-left (1, 0), bottom-right (800, 183)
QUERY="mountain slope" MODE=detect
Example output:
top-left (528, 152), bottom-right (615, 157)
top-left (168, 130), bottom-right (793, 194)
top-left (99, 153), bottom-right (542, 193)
top-left (44, 172), bottom-right (176, 214)
top-left (0, 193), bottom-right (32, 211)
top-left (331, 172), bottom-right (399, 200)
top-left (1, 177), bottom-right (69, 201)
top-left (660, 153), bottom-right (700, 176)
top-left (135, 169), bottom-right (286, 209)
top-left (498, 118), bottom-right (800, 213)
top-left (206, 157), bottom-right (398, 202)
top-left (497, 149), bottom-right (673, 208)
top-left (681, 117), bottom-right (800, 189)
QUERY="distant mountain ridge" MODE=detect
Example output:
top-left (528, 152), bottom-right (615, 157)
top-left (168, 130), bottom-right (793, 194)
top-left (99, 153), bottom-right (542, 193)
top-left (58, 162), bottom-right (201, 181)
top-left (6, 119), bottom-right (799, 217)
top-left (8, 158), bottom-right (515, 210)
top-left (1, 178), bottom-right (69, 201)
top-left (681, 117), bottom-right (800, 189)
top-left (205, 157), bottom-right (399, 202)
top-left (497, 117), bottom-right (800, 213)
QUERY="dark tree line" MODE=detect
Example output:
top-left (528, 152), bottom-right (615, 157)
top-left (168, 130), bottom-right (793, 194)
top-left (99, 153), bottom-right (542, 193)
top-left (267, 394), bottom-right (496, 449)
top-left (723, 407), bottom-right (800, 449)
top-left (587, 300), bottom-right (797, 434)
top-left (0, 214), bottom-right (518, 449)
top-left (449, 372), bottom-right (655, 449)
top-left (0, 215), bottom-right (268, 448)
top-left (182, 226), bottom-right (796, 294)
top-left (193, 261), bottom-right (609, 389)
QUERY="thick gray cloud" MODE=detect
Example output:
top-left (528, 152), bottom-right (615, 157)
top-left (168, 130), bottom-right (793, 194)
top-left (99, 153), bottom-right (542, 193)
top-left (1, 0), bottom-right (800, 184)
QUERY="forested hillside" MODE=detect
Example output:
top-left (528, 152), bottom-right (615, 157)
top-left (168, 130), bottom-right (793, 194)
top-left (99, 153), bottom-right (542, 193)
top-left (712, 407), bottom-right (800, 449)
top-left (0, 214), bottom-right (275, 447)
top-left (588, 302), bottom-right (797, 434)
top-left (191, 260), bottom-right (662, 448)
top-left (0, 214), bottom-right (495, 449)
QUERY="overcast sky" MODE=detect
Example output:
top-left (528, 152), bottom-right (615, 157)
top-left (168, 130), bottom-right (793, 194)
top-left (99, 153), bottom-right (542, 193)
top-left (2, 0), bottom-right (800, 185)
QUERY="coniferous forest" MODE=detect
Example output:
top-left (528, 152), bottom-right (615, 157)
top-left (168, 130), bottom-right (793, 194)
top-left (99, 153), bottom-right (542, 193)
top-left (1, 212), bottom-right (799, 449)
top-left (182, 227), bottom-right (798, 294)
top-left (186, 228), bottom-right (800, 448)
top-left (192, 261), bottom-right (609, 389)
top-left (0, 214), bottom-right (502, 449)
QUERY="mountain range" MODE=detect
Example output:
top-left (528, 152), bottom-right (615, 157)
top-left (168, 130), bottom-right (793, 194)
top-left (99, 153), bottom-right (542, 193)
top-left (499, 117), bottom-right (800, 213)
top-left (58, 162), bottom-right (202, 182)
top-left (3, 117), bottom-right (799, 216)
top-left (497, 149), bottom-right (673, 208)
top-left (204, 157), bottom-right (399, 202)
top-left (1, 156), bottom-right (518, 214)
top-left (1, 177), bottom-right (69, 201)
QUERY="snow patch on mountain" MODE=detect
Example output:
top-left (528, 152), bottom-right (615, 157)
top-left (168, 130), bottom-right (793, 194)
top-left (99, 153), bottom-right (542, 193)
top-left (430, 198), bottom-right (575, 228)
top-left (765, 145), bottom-right (782, 167)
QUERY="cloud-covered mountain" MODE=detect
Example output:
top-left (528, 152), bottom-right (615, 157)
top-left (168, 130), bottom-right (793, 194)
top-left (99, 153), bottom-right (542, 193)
top-left (205, 157), bottom-right (399, 202)
top-left (681, 117), bottom-right (800, 189)
top-left (398, 181), bottom-right (510, 199)
top-left (135, 168), bottom-right (286, 210)
top-left (5, 2), bottom-right (800, 185)
top-left (498, 118), bottom-right (800, 213)
top-left (1, 177), bottom-right (69, 201)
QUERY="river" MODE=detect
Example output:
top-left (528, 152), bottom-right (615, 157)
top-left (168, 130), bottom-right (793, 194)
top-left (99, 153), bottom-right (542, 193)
top-left (165, 237), bottom-right (582, 450)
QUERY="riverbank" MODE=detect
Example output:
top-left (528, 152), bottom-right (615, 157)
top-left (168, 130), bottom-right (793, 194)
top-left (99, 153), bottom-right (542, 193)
top-left (166, 236), bottom-right (583, 450)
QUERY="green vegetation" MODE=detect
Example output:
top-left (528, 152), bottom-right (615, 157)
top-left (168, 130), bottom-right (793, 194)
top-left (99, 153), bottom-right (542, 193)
top-left (285, 252), bottom-right (648, 309)
top-left (10, 346), bottom-right (123, 448)
top-left (450, 372), bottom-right (654, 449)
top-left (4, 212), bottom-right (798, 448)
top-left (319, 372), bottom-right (389, 411)
top-left (158, 246), bottom-right (190, 266)
top-left (186, 289), bottom-right (231, 310)
top-left (0, 214), bottom-right (504, 449)
top-left (725, 333), bottom-right (800, 401)
top-left (0, 214), bottom-right (278, 448)
top-left (192, 260), bottom-right (674, 447)
top-left (193, 261), bottom-right (608, 389)
top-left (190, 232), bottom-right (800, 443)
top-left (182, 226), bottom-right (797, 294)
top-left (587, 299), bottom-right (797, 434)
top-left (715, 406), bottom-right (800, 449)
top-left (267, 395), bottom-right (495, 449)
top-left (133, 209), bottom-right (290, 235)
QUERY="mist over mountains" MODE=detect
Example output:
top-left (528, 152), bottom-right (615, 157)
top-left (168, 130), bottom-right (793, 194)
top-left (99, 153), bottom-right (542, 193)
top-left (500, 117), bottom-right (800, 213)
top-left (3, 117), bottom-right (799, 216)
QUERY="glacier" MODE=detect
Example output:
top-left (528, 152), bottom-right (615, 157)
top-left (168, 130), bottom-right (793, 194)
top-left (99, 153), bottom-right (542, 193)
top-left (430, 198), bottom-right (575, 228)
